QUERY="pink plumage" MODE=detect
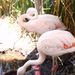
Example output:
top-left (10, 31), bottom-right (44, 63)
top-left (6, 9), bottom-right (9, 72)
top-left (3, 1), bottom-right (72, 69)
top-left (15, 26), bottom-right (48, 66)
top-left (17, 8), bottom-right (66, 34)
top-left (37, 30), bottom-right (75, 56)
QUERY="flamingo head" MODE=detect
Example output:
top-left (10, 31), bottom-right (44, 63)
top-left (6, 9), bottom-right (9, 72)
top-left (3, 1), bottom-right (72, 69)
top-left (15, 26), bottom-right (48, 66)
top-left (17, 14), bottom-right (30, 28)
top-left (26, 7), bottom-right (38, 17)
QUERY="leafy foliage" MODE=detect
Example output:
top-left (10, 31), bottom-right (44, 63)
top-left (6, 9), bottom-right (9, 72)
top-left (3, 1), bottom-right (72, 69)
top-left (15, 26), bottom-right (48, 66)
top-left (53, 0), bottom-right (75, 36)
top-left (0, 0), bottom-right (34, 17)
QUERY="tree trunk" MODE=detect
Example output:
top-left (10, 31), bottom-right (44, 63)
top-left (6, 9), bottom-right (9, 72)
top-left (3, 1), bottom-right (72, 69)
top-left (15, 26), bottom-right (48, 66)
top-left (34, 0), bottom-right (43, 14)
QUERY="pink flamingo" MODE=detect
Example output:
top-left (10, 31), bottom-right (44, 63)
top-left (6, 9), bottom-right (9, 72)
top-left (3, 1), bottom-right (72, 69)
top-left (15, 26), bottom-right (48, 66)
top-left (17, 30), bottom-right (75, 75)
top-left (17, 8), bottom-right (66, 34)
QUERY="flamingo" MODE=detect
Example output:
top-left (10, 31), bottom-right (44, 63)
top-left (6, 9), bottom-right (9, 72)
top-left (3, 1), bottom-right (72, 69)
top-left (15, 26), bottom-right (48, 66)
top-left (17, 30), bottom-right (75, 75)
top-left (17, 8), bottom-right (66, 34)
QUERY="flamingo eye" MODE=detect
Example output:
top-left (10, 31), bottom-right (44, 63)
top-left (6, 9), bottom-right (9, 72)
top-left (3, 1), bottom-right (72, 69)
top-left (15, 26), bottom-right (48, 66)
top-left (23, 18), bottom-right (29, 22)
top-left (32, 14), bottom-right (35, 16)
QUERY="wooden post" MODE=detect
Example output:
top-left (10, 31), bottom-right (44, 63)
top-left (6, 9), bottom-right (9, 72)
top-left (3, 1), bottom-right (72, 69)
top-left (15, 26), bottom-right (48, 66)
top-left (34, 0), bottom-right (43, 14)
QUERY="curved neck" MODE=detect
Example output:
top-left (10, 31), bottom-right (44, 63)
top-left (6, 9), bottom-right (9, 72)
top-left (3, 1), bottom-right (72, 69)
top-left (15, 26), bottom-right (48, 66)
top-left (23, 52), bottom-right (46, 71)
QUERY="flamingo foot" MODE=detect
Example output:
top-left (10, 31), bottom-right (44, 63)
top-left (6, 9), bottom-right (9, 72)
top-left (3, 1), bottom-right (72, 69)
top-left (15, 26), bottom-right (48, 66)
top-left (51, 64), bottom-right (58, 75)
top-left (32, 65), bottom-right (41, 75)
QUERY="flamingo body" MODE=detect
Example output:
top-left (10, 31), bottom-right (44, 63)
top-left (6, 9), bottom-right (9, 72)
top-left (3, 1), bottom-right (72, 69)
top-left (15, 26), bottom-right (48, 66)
top-left (17, 14), bottom-right (66, 34)
top-left (37, 30), bottom-right (75, 56)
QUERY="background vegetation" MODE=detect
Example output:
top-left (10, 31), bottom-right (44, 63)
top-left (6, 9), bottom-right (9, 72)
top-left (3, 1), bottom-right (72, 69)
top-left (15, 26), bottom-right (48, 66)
top-left (0, 0), bottom-right (75, 35)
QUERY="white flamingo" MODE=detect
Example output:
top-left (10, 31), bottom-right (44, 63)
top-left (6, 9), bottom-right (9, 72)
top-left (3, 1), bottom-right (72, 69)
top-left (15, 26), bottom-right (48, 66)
top-left (17, 8), bottom-right (66, 34)
top-left (17, 30), bottom-right (75, 75)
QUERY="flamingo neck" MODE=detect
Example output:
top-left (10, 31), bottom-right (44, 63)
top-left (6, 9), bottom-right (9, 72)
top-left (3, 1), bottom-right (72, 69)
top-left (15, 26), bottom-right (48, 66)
top-left (23, 53), bottom-right (46, 72)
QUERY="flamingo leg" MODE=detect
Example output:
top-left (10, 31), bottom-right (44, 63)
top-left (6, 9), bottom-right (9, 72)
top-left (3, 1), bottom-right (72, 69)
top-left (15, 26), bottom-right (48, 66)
top-left (51, 57), bottom-right (58, 75)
